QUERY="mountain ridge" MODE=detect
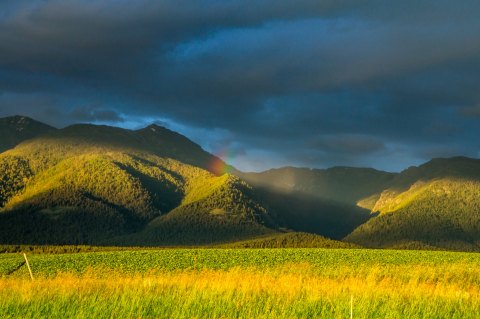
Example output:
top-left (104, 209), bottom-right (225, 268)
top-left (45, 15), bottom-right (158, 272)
top-left (0, 115), bottom-right (57, 153)
top-left (1, 115), bottom-right (480, 251)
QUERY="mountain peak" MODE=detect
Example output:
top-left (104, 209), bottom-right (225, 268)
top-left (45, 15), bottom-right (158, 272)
top-left (143, 124), bottom-right (169, 134)
top-left (1, 115), bottom-right (36, 126)
top-left (139, 123), bottom-right (176, 135)
top-left (2, 114), bottom-right (30, 120)
top-left (147, 124), bottom-right (160, 131)
top-left (0, 115), bottom-right (57, 152)
top-left (146, 123), bottom-right (165, 129)
top-left (0, 115), bottom-right (57, 129)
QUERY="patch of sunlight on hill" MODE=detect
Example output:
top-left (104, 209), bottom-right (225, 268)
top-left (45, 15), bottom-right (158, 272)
top-left (346, 178), bottom-right (480, 251)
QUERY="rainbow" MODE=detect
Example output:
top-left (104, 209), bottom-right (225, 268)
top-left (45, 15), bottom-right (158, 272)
top-left (209, 149), bottom-right (233, 175)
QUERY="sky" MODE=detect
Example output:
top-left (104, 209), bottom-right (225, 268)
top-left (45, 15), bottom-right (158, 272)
top-left (1, 0), bottom-right (480, 172)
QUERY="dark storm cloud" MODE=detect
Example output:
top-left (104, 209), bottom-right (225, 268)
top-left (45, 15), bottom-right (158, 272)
top-left (69, 105), bottom-right (124, 123)
top-left (0, 93), bottom-right (124, 127)
top-left (308, 134), bottom-right (385, 155)
top-left (1, 0), bottom-right (480, 171)
top-left (459, 105), bottom-right (480, 118)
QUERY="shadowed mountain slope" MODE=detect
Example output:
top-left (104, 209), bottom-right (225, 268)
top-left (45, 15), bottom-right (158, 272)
top-left (0, 115), bottom-right (56, 153)
top-left (236, 167), bottom-right (394, 239)
top-left (238, 166), bottom-right (395, 206)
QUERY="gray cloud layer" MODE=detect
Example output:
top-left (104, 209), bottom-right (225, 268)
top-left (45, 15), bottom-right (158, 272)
top-left (1, 0), bottom-right (480, 171)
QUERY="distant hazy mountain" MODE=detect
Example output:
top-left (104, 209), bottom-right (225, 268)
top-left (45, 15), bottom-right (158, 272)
top-left (239, 166), bottom-right (395, 205)
top-left (0, 115), bottom-right (56, 152)
top-left (1, 115), bottom-right (480, 251)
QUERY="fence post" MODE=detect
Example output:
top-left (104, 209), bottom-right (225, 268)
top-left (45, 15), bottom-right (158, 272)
top-left (350, 295), bottom-right (353, 319)
top-left (23, 253), bottom-right (34, 280)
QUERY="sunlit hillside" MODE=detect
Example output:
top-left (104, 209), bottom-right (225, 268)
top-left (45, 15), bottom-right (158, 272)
top-left (346, 157), bottom-right (480, 251)
top-left (0, 122), bottom-right (272, 245)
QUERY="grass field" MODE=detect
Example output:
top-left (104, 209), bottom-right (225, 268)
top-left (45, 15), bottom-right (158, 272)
top-left (1, 248), bottom-right (480, 318)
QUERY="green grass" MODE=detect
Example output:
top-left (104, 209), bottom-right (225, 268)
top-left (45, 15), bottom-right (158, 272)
top-left (2, 287), bottom-right (477, 319)
top-left (2, 247), bottom-right (480, 276)
top-left (1, 248), bottom-right (480, 318)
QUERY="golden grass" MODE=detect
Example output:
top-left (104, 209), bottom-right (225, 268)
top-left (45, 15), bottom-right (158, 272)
top-left (2, 263), bottom-right (479, 302)
top-left (1, 262), bottom-right (480, 318)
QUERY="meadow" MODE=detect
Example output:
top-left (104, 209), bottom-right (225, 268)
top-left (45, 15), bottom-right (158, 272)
top-left (1, 248), bottom-right (480, 318)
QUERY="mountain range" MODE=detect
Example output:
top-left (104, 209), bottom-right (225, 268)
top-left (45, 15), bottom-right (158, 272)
top-left (1, 115), bottom-right (480, 251)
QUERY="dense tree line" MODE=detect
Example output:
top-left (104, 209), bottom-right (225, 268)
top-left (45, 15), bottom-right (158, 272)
top-left (0, 156), bottom-right (32, 207)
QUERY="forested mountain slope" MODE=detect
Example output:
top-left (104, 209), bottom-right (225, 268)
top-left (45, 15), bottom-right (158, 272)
top-left (346, 157), bottom-right (480, 251)
top-left (0, 121), bottom-right (270, 245)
